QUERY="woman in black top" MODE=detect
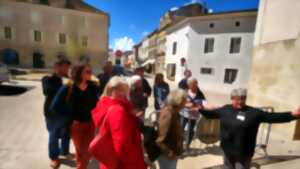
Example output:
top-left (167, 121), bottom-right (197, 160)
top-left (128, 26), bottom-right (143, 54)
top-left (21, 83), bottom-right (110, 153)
top-left (51, 63), bottom-right (100, 169)
top-left (200, 88), bottom-right (300, 169)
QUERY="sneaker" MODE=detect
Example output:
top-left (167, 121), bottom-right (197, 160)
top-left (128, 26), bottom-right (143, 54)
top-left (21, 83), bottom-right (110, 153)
top-left (50, 159), bottom-right (60, 169)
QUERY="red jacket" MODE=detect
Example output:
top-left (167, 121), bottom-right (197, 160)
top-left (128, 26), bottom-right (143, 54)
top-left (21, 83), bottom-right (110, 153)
top-left (92, 96), bottom-right (146, 169)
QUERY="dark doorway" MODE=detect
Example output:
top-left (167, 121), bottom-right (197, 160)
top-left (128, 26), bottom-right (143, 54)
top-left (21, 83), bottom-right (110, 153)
top-left (33, 52), bottom-right (45, 68)
top-left (0, 48), bottom-right (19, 65)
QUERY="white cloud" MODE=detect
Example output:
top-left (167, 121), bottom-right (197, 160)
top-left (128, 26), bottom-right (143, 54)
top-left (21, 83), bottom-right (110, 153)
top-left (113, 36), bottom-right (135, 51)
top-left (142, 31), bottom-right (149, 37)
top-left (170, 7), bottom-right (179, 11)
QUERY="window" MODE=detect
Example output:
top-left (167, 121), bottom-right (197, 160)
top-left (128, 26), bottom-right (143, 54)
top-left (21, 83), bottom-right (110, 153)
top-left (224, 69), bottom-right (238, 84)
top-left (201, 67), bottom-right (214, 75)
top-left (166, 64), bottom-right (176, 81)
top-left (34, 30), bottom-right (42, 42)
top-left (235, 21), bottom-right (240, 27)
top-left (4, 26), bottom-right (12, 40)
top-left (229, 37), bottom-right (241, 53)
top-left (59, 33), bottom-right (66, 44)
top-left (172, 42), bottom-right (177, 55)
top-left (204, 38), bottom-right (214, 53)
top-left (209, 23), bottom-right (214, 28)
top-left (82, 36), bottom-right (88, 47)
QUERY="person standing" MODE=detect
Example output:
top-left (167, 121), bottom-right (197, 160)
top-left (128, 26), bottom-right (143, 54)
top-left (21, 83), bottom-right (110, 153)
top-left (42, 58), bottom-right (71, 168)
top-left (128, 75), bottom-right (148, 118)
top-left (181, 78), bottom-right (206, 150)
top-left (97, 61), bottom-right (114, 96)
top-left (156, 89), bottom-right (186, 169)
top-left (153, 73), bottom-right (170, 111)
top-left (178, 69), bottom-right (192, 90)
top-left (51, 63), bottom-right (100, 169)
top-left (92, 76), bottom-right (147, 169)
top-left (135, 66), bottom-right (152, 109)
top-left (200, 88), bottom-right (300, 169)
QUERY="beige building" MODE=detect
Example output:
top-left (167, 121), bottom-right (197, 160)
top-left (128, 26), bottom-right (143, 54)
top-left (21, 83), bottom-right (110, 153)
top-left (248, 0), bottom-right (300, 139)
top-left (135, 3), bottom-right (207, 74)
top-left (0, 0), bottom-right (109, 71)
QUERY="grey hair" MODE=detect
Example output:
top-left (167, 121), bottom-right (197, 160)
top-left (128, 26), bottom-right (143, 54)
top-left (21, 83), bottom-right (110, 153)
top-left (231, 88), bottom-right (247, 98)
top-left (165, 89), bottom-right (187, 107)
top-left (102, 76), bottom-right (128, 97)
top-left (187, 77), bottom-right (198, 86)
top-left (128, 75), bottom-right (142, 89)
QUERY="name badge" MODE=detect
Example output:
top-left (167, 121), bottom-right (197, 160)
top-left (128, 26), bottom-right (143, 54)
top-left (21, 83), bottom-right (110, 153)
top-left (237, 111), bottom-right (246, 121)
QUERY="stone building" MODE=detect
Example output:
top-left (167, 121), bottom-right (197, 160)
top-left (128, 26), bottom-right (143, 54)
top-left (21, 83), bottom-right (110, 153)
top-left (248, 0), bottom-right (300, 139)
top-left (165, 10), bottom-right (257, 94)
top-left (135, 2), bottom-right (207, 74)
top-left (0, 0), bottom-right (109, 71)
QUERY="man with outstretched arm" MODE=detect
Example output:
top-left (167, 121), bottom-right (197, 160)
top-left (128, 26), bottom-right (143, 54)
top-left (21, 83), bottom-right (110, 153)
top-left (199, 88), bottom-right (300, 169)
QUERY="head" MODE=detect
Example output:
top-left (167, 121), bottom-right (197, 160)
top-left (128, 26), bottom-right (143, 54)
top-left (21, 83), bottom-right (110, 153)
top-left (135, 66), bottom-right (145, 77)
top-left (154, 73), bottom-right (164, 85)
top-left (54, 58), bottom-right (71, 77)
top-left (128, 75), bottom-right (143, 90)
top-left (71, 62), bottom-right (92, 84)
top-left (187, 78), bottom-right (198, 92)
top-left (165, 89), bottom-right (187, 111)
top-left (103, 76), bottom-right (129, 99)
top-left (184, 69), bottom-right (192, 79)
top-left (103, 61), bottom-right (113, 74)
top-left (230, 88), bottom-right (247, 109)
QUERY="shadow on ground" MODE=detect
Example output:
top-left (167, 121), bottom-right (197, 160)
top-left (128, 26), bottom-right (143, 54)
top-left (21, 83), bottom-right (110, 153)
top-left (180, 145), bottom-right (223, 158)
top-left (0, 84), bottom-right (35, 96)
top-left (202, 155), bottom-right (300, 169)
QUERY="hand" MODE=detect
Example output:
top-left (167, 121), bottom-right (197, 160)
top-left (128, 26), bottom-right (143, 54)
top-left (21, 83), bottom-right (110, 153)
top-left (167, 151), bottom-right (177, 160)
top-left (292, 107), bottom-right (300, 117)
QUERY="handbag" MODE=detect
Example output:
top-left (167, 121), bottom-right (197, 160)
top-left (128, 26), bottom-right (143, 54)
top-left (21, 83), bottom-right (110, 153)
top-left (89, 106), bottom-right (119, 169)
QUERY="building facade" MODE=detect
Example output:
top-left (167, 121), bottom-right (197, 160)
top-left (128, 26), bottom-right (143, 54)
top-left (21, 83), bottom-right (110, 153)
top-left (136, 2), bottom-right (207, 74)
top-left (0, 0), bottom-right (109, 71)
top-left (248, 0), bottom-right (300, 139)
top-left (165, 11), bottom-right (257, 94)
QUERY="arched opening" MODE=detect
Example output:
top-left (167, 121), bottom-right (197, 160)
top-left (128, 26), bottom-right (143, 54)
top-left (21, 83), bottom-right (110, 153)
top-left (33, 52), bottom-right (45, 68)
top-left (0, 48), bottom-right (19, 65)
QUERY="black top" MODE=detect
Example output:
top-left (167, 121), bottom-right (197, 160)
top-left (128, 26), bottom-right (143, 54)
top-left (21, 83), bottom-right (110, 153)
top-left (97, 72), bottom-right (112, 95)
top-left (42, 74), bottom-right (63, 118)
top-left (142, 78), bottom-right (152, 107)
top-left (178, 78), bottom-right (188, 90)
top-left (71, 82), bottom-right (100, 122)
top-left (201, 105), bottom-right (295, 158)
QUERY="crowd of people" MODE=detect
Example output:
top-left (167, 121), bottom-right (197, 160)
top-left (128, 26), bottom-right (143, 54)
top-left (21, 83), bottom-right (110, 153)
top-left (42, 57), bottom-right (300, 169)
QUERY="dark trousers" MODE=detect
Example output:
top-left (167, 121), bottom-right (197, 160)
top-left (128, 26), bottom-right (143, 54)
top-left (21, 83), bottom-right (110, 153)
top-left (46, 118), bottom-right (70, 160)
top-left (182, 117), bottom-right (197, 147)
top-left (223, 154), bottom-right (252, 169)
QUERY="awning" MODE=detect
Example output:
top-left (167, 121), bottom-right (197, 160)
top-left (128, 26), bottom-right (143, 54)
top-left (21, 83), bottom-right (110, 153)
top-left (142, 59), bottom-right (155, 66)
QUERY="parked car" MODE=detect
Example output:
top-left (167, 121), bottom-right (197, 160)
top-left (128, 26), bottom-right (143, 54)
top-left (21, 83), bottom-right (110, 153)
top-left (0, 62), bottom-right (10, 84)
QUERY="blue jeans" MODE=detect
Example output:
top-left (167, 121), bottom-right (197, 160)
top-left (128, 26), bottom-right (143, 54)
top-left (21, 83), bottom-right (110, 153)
top-left (158, 155), bottom-right (177, 169)
top-left (46, 118), bottom-right (70, 160)
top-left (182, 117), bottom-right (196, 147)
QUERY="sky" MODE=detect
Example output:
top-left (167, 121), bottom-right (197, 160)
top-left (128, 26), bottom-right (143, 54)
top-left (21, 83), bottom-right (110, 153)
top-left (84, 0), bottom-right (259, 51)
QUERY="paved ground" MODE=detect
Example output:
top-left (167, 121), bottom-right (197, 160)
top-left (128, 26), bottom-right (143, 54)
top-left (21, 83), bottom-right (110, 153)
top-left (1, 78), bottom-right (300, 169)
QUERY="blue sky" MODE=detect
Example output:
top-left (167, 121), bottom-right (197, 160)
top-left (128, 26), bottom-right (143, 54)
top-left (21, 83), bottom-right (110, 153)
top-left (84, 0), bottom-right (259, 51)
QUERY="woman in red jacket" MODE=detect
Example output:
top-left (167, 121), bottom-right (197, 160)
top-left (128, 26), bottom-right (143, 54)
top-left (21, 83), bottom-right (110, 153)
top-left (92, 76), bottom-right (146, 169)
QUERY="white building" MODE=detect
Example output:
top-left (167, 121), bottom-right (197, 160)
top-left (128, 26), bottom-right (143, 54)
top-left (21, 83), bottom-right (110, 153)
top-left (165, 10), bottom-right (257, 94)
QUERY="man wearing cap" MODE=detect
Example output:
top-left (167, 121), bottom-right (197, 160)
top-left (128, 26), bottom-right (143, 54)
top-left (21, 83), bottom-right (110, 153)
top-left (134, 66), bottom-right (152, 111)
top-left (42, 57), bottom-right (72, 168)
top-left (178, 69), bottom-right (192, 90)
top-left (199, 88), bottom-right (300, 169)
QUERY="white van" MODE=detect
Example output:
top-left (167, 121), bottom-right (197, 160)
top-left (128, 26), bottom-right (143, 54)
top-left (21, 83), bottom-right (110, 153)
top-left (0, 62), bottom-right (10, 84)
